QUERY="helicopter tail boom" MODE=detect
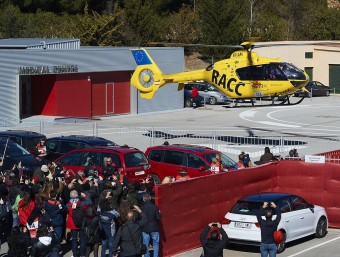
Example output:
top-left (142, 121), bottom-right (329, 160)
top-left (131, 49), bottom-right (169, 99)
top-left (131, 49), bottom-right (207, 99)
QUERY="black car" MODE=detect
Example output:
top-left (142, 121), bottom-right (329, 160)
top-left (45, 135), bottom-right (117, 161)
top-left (184, 89), bottom-right (205, 107)
top-left (294, 81), bottom-right (331, 97)
top-left (0, 130), bottom-right (46, 154)
top-left (0, 139), bottom-right (44, 176)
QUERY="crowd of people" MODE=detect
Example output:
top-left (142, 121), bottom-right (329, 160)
top-left (0, 158), bottom-right (161, 257)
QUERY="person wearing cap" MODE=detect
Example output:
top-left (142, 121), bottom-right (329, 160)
top-left (175, 168), bottom-right (190, 181)
top-left (256, 202), bottom-right (281, 257)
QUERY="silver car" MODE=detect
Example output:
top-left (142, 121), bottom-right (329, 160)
top-left (184, 82), bottom-right (231, 105)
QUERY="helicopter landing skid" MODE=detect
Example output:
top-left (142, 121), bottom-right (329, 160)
top-left (226, 95), bottom-right (305, 108)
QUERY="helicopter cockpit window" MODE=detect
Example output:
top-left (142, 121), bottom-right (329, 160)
top-left (267, 64), bottom-right (286, 80)
top-left (236, 65), bottom-right (266, 80)
top-left (278, 63), bottom-right (306, 80)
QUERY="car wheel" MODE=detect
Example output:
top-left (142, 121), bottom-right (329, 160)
top-left (276, 231), bottom-right (286, 253)
top-left (209, 97), bottom-right (217, 105)
top-left (150, 174), bottom-right (161, 185)
top-left (315, 217), bottom-right (327, 238)
top-left (185, 99), bottom-right (192, 107)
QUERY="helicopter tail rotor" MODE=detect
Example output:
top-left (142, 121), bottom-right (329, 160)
top-left (131, 48), bottom-right (166, 99)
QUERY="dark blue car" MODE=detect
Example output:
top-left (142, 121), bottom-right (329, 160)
top-left (0, 139), bottom-right (44, 176)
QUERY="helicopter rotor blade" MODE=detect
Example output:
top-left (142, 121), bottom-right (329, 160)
top-left (253, 41), bottom-right (340, 48)
top-left (148, 42), bottom-right (243, 49)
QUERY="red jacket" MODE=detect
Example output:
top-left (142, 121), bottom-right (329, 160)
top-left (18, 200), bottom-right (35, 226)
top-left (191, 87), bottom-right (198, 97)
top-left (66, 201), bottom-right (88, 230)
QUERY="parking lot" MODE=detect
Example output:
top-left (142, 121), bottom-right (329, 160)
top-left (1, 96), bottom-right (340, 256)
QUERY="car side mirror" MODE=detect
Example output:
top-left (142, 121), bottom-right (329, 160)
top-left (309, 204), bottom-right (315, 213)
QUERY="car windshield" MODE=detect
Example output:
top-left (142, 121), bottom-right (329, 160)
top-left (203, 152), bottom-right (236, 168)
top-left (230, 201), bottom-right (277, 215)
top-left (0, 143), bottom-right (30, 157)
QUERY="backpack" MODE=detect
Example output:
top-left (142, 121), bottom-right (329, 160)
top-left (84, 226), bottom-right (97, 244)
top-left (83, 219), bottom-right (99, 244)
top-left (72, 206), bottom-right (84, 228)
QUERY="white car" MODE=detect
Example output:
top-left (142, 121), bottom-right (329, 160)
top-left (222, 193), bottom-right (328, 253)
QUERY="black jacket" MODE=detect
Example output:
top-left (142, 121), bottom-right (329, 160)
top-left (30, 232), bottom-right (60, 257)
top-left (112, 212), bottom-right (148, 256)
top-left (141, 200), bottom-right (161, 233)
top-left (200, 226), bottom-right (228, 257)
top-left (256, 207), bottom-right (281, 244)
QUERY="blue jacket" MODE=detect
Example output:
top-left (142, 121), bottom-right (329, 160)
top-left (99, 209), bottom-right (120, 241)
top-left (44, 198), bottom-right (66, 227)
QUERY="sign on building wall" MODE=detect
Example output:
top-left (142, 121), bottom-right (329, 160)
top-left (18, 65), bottom-right (78, 75)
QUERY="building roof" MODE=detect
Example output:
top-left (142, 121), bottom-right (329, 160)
top-left (0, 38), bottom-right (80, 49)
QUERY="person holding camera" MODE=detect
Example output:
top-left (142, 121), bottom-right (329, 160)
top-left (256, 202), bottom-right (281, 257)
top-left (200, 222), bottom-right (228, 257)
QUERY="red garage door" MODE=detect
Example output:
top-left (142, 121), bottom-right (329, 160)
top-left (91, 71), bottom-right (130, 116)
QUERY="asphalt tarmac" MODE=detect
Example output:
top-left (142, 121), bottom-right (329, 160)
top-left (174, 228), bottom-right (340, 257)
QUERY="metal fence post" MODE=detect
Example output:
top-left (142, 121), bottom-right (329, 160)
top-left (213, 131), bottom-right (216, 149)
top-left (151, 127), bottom-right (155, 146)
top-left (93, 122), bottom-right (98, 137)
top-left (39, 121), bottom-right (44, 134)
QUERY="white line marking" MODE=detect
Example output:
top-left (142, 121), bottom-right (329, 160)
top-left (287, 236), bottom-right (340, 257)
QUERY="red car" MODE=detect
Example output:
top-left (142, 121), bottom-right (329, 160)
top-left (55, 146), bottom-right (150, 183)
top-left (145, 144), bottom-right (237, 184)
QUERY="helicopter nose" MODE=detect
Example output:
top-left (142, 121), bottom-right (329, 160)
top-left (290, 78), bottom-right (308, 89)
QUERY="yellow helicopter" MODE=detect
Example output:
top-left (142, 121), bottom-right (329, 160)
top-left (130, 42), bottom-right (309, 103)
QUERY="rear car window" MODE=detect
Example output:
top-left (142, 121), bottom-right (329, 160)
top-left (47, 140), bottom-right (58, 151)
top-left (230, 201), bottom-right (278, 216)
top-left (124, 152), bottom-right (148, 167)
